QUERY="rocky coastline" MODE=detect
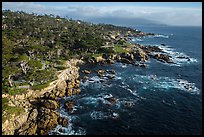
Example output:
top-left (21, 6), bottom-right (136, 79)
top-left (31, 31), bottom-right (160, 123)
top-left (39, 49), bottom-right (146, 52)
top-left (2, 59), bottom-right (84, 135)
top-left (85, 43), bottom-right (174, 67)
top-left (2, 32), bottom-right (174, 135)
top-left (2, 34), bottom-right (173, 135)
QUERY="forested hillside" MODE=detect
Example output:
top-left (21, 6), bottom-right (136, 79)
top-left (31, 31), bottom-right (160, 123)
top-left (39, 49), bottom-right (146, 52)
top-left (2, 10), bottom-right (142, 94)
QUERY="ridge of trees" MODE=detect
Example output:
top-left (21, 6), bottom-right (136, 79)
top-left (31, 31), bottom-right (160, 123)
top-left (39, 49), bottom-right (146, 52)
top-left (2, 10), bottom-right (140, 94)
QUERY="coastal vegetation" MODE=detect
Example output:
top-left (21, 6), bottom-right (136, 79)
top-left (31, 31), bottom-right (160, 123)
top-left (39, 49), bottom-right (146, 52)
top-left (2, 10), bottom-right (144, 94)
top-left (2, 10), bottom-right (173, 135)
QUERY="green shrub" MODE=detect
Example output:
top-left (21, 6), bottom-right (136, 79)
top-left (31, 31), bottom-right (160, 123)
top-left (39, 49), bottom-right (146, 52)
top-left (114, 45), bottom-right (128, 54)
top-left (2, 98), bottom-right (24, 123)
top-left (54, 66), bottom-right (67, 70)
top-left (31, 80), bottom-right (52, 90)
top-left (7, 88), bottom-right (27, 95)
top-left (91, 53), bottom-right (103, 58)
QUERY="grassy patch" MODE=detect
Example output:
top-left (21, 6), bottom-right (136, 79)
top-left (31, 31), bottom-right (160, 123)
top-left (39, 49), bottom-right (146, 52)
top-left (124, 42), bottom-right (133, 47)
top-left (83, 53), bottom-right (103, 60)
top-left (31, 80), bottom-right (52, 90)
top-left (7, 88), bottom-right (27, 96)
top-left (114, 45), bottom-right (128, 54)
top-left (91, 53), bottom-right (103, 58)
top-left (54, 66), bottom-right (67, 70)
top-left (2, 98), bottom-right (24, 123)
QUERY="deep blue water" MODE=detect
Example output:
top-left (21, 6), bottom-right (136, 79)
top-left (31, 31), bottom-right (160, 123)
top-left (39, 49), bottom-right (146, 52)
top-left (50, 26), bottom-right (202, 135)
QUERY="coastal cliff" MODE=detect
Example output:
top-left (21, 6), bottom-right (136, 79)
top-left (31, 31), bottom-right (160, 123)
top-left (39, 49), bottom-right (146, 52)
top-left (2, 10), bottom-right (174, 135)
top-left (2, 59), bottom-right (83, 135)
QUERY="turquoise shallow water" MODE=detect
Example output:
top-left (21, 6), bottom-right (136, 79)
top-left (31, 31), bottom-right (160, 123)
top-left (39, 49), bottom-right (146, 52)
top-left (50, 26), bottom-right (202, 135)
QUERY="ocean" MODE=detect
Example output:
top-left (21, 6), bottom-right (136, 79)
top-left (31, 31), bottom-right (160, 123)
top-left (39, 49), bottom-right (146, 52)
top-left (50, 26), bottom-right (202, 135)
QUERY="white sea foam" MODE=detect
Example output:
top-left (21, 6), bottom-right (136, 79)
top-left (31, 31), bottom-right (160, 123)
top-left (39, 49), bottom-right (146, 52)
top-left (50, 110), bottom-right (86, 135)
top-left (115, 76), bottom-right (122, 80)
top-left (80, 76), bottom-right (108, 88)
top-left (153, 34), bottom-right (169, 38)
top-left (49, 124), bottom-right (85, 135)
top-left (89, 76), bottom-right (101, 83)
top-left (80, 93), bottom-right (118, 107)
top-left (122, 64), bottom-right (128, 68)
top-left (151, 45), bottom-right (198, 66)
top-left (135, 38), bottom-right (143, 42)
top-left (119, 82), bottom-right (146, 99)
top-left (81, 96), bottom-right (98, 105)
top-left (133, 74), bottom-right (200, 94)
top-left (90, 111), bottom-right (108, 120)
top-left (90, 110), bottom-right (120, 120)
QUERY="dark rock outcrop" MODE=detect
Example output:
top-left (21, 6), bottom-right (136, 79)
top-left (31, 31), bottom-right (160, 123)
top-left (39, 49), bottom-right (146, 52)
top-left (107, 75), bottom-right (115, 79)
top-left (120, 53), bottom-right (134, 61)
top-left (96, 69), bottom-right (106, 75)
top-left (120, 58), bottom-right (132, 64)
top-left (15, 109), bottom-right (38, 135)
top-left (153, 53), bottom-right (173, 63)
top-left (106, 69), bottom-right (116, 75)
top-left (40, 99), bottom-right (59, 110)
top-left (43, 92), bottom-right (58, 100)
top-left (106, 59), bottom-right (115, 64)
top-left (133, 49), bottom-right (149, 62)
top-left (17, 122), bottom-right (37, 135)
top-left (141, 45), bottom-right (163, 53)
top-left (139, 63), bottom-right (147, 68)
top-left (82, 70), bottom-right (91, 74)
top-left (37, 107), bottom-right (60, 133)
top-left (82, 76), bottom-right (89, 81)
top-left (104, 94), bottom-right (117, 106)
top-left (58, 117), bottom-right (69, 127)
top-left (64, 100), bottom-right (74, 112)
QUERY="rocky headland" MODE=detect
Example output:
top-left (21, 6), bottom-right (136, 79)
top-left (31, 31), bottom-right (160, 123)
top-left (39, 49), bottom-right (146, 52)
top-left (2, 10), bottom-right (176, 135)
top-left (2, 59), bottom-right (84, 135)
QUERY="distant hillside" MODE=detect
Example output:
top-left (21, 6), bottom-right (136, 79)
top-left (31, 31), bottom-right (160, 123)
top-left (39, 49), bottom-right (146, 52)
top-left (81, 16), bottom-right (167, 27)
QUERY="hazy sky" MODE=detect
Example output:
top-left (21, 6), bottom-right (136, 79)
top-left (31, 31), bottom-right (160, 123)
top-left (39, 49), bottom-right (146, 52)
top-left (2, 2), bottom-right (202, 26)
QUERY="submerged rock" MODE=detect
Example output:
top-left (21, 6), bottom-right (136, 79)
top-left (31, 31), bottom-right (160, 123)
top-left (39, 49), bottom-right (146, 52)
top-left (96, 69), bottom-right (106, 75)
top-left (64, 100), bottom-right (74, 112)
top-left (139, 63), bottom-right (147, 68)
top-left (104, 94), bottom-right (117, 106)
top-left (124, 101), bottom-right (135, 108)
top-left (107, 74), bottom-right (115, 79)
top-left (106, 97), bottom-right (117, 105)
top-left (82, 76), bottom-right (89, 81)
top-left (106, 69), bottom-right (116, 74)
top-left (82, 70), bottom-right (91, 74)
top-left (58, 117), bottom-right (69, 127)
top-left (112, 112), bottom-right (119, 119)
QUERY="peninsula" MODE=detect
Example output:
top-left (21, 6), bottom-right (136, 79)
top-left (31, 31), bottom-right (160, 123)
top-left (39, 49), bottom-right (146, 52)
top-left (2, 10), bottom-right (174, 135)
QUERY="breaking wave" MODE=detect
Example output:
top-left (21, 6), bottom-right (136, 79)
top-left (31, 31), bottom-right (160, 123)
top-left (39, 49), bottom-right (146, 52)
top-left (132, 74), bottom-right (200, 94)
top-left (49, 108), bottom-right (86, 135)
